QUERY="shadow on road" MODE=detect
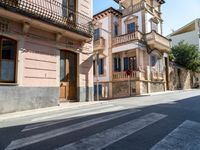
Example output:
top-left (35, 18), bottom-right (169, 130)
top-left (0, 95), bottom-right (200, 150)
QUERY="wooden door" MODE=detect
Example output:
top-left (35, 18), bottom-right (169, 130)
top-left (60, 51), bottom-right (77, 102)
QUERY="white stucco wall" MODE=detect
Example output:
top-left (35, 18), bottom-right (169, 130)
top-left (94, 16), bottom-right (110, 82)
top-left (121, 11), bottom-right (143, 34)
top-left (146, 12), bottom-right (161, 34)
top-left (78, 0), bottom-right (92, 18)
top-left (170, 31), bottom-right (199, 48)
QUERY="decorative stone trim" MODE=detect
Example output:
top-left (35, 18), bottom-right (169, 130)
top-left (0, 17), bottom-right (10, 33)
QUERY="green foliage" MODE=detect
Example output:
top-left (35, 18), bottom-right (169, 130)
top-left (168, 51), bottom-right (175, 62)
top-left (171, 41), bottom-right (200, 72)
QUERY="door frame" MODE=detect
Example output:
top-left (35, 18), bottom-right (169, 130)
top-left (59, 50), bottom-right (78, 102)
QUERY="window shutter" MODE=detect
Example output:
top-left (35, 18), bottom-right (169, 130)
top-left (94, 85), bottom-right (97, 95)
top-left (99, 85), bottom-right (102, 96)
top-left (98, 59), bottom-right (104, 75)
top-left (101, 59), bottom-right (104, 74)
top-left (118, 58), bottom-right (121, 72)
top-left (124, 57), bottom-right (129, 71)
top-left (114, 58), bottom-right (117, 71)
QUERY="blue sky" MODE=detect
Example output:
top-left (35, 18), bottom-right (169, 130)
top-left (93, 0), bottom-right (200, 36)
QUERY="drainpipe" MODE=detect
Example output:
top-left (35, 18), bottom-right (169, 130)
top-left (96, 52), bottom-right (99, 101)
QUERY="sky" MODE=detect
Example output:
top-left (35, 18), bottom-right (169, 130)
top-left (93, 0), bottom-right (200, 36)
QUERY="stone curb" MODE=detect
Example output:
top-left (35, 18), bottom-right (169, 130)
top-left (0, 101), bottom-right (107, 122)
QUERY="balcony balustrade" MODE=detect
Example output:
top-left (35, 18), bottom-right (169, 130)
top-left (0, 0), bottom-right (93, 37)
top-left (151, 71), bottom-right (164, 81)
top-left (112, 70), bottom-right (148, 81)
top-left (112, 31), bottom-right (142, 47)
top-left (93, 37), bottom-right (105, 52)
top-left (146, 31), bottom-right (170, 52)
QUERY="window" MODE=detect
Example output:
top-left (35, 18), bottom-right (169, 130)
top-left (0, 36), bottom-right (17, 83)
top-left (114, 24), bottom-right (118, 37)
top-left (127, 23), bottom-right (135, 34)
top-left (62, 0), bottom-right (76, 21)
top-left (114, 57), bottom-right (121, 72)
top-left (99, 58), bottom-right (104, 75)
top-left (151, 21), bottom-right (158, 32)
top-left (151, 55), bottom-right (157, 67)
top-left (124, 57), bottom-right (129, 71)
top-left (94, 28), bottom-right (100, 41)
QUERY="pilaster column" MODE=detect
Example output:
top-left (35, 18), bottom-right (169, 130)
top-left (108, 14), bottom-right (113, 98)
top-left (147, 54), bottom-right (151, 93)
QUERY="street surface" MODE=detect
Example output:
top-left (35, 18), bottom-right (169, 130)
top-left (0, 90), bottom-right (200, 150)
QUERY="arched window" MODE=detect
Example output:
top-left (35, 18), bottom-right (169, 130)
top-left (0, 36), bottom-right (17, 83)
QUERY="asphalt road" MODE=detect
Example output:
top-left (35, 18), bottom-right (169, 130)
top-left (0, 90), bottom-right (200, 150)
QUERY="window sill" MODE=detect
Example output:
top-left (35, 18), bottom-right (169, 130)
top-left (0, 83), bottom-right (18, 86)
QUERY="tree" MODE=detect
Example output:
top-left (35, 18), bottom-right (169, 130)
top-left (171, 41), bottom-right (200, 72)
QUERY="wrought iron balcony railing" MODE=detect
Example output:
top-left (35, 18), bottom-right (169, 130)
top-left (0, 0), bottom-right (93, 37)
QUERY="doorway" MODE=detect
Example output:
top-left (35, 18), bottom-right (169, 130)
top-left (60, 50), bottom-right (77, 102)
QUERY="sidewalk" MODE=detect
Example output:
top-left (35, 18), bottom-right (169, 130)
top-left (141, 89), bottom-right (198, 96)
top-left (0, 101), bottom-right (107, 122)
top-left (0, 89), bottom-right (199, 122)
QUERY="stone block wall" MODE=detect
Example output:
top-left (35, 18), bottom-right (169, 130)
top-left (168, 63), bottom-right (200, 90)
top-left (150, 82), bottom-right (165, 93)
top-left (141, 81), bottom-right (148, 94)
top-left (112, 81), bottom-right (136, 98)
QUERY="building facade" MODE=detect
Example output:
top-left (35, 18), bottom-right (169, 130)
top-left (0, 0), bottom-right (93, 114)
top-left (93, 0), bottom-right (170, 99)
top-left (169, 19), bottom-right (200, 51)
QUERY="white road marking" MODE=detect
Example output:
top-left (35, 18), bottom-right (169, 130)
top-left (5, 109), bottom-right (140, 150)
top-left (151, 120), bottom-right (200, 150)
top-left (56, 113), bottom-right (167, 150)
top-left (23, 105), bottom-right (125, 132)
top-left (31, 104), bottom-right (115, 122)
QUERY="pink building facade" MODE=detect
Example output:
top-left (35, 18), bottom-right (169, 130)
top-left (0, 0), bottom-right (94, 114)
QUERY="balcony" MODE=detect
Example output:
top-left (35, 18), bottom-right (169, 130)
top-left (151, 71), bottom-right (164, 81)
top-left (146, 31), bottom-right (170, 52)
top-left (93, 37), bottom-right (105, 52)
top-left (113, 70), bottom-right (146, 81)
top-left (112, 31), bottom-right (142, 47)
top-left (113, 71), bottom-right (137, 81)
top-left (0, 0), bottom-right (93, 37)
